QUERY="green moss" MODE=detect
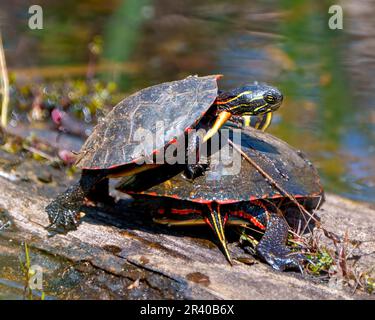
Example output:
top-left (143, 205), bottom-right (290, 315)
top-left (306, 247), bottom-right (334, 275)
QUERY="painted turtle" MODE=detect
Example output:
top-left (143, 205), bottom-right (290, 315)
top-left (46, 75), bottom-right (283, 232)
top-left (117, 125), bottom-right (324, 271)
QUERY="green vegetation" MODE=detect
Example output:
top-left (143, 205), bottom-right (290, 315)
top-left (19, 242), bottom-right (45, 300)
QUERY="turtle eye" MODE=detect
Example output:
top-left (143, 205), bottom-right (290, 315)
top-left (264, 94), bottom-right (277, 104)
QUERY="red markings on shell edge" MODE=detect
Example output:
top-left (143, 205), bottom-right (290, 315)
top-left (270, 194), bottom-right (282, 199)
top-left (107, 162), bottom-right (129, 170)
top-left (294, 194), bottom-right (304, 198)
top-left (215, 74), bottom-right (224, 80)
top-left (169, 194), bottom-right (181, 199)
top-left (145, 192), bottom-right (158, 196)
top-left (216, 199), bottom-right (239, 205)
top-left (183, 198), bottom-right (239, 205)
top-left (135, 192), bottom-right (184, 200)
top-left (168, 138), bottom-right (177, 145)
top-left (131, 156), bottom-right (143, 164)
top-left (190, 198), bottom-right (214, 204)
top-left (82, 166), bottom-right (102, 170)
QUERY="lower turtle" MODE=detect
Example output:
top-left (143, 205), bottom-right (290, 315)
top-left (117, 125), bottom-right (324, 271)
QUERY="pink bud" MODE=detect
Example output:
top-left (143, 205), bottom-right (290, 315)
top-left (58, 150), bottom-right (76, 165)
top-left (51, 108), bottom-right (64, 125)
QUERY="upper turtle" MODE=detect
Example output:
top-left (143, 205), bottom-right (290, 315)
top-left (75, 75), bottom-right (219, 169)
top-left (75, 75), bottom-right (284, 170)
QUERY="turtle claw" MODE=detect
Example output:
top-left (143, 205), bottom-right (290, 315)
top-left (183, 163), bottom-right (209, 180)
top-left (45, 201), bottom-right (80, 233)
top-left (256, 244), bottom-right (306, 272)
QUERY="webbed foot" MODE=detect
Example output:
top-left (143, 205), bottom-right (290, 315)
top-left (45, 183), bottom-right (85, 233)
top-left (256, 213), bottom-right (306, 272)
top-left (256, 243), bottom-right (306, 272)
top-left (45, 200), bottom-right (80, 233)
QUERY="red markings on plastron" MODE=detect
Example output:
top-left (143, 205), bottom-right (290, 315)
top-left (230, 210), bottom-right (265, 230)
top-left (170, 208), bottom-right (202, 215)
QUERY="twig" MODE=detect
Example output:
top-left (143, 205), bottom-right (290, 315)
top-left (0, 31), bottom-right (10, 128)
top-left (228, 139), bottom-right (322, 227)
top-left (23, 145), bottom-right (60, 163)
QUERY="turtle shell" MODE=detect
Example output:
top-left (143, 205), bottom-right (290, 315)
top-left (75, 75), bottom-right (219, 170)
top-left (117, 125), bottom-right (324, 204)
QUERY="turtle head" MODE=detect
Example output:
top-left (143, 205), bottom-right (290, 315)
top-left (216, 83), bottom-right (283, 116)
top-left (203, 83), bottom-right (283, 142)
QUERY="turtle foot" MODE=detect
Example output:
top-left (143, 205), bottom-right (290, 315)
top-left (183, 163), bottom-right (208, 180)
top-left (256, 244), bottom-right (306, 272)
top-left (45, 200), bottom-right (80, 234)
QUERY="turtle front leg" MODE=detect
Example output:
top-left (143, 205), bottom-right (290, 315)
top-left (45, 182), bottom-right (85, 232)
top-left (87, 177), bottom-right (112, 204)
top-left (256, 212), bottom-right (306, 271)
top-left (184, 130), bottom-right (209, 180)
top-left (45, 170), bottom-right (107, 233)
top-left (229, 113), bottom-right (273, 131)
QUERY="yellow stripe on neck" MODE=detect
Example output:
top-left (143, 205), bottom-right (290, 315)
top-left (217, 90), bottom-right (252, 105)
